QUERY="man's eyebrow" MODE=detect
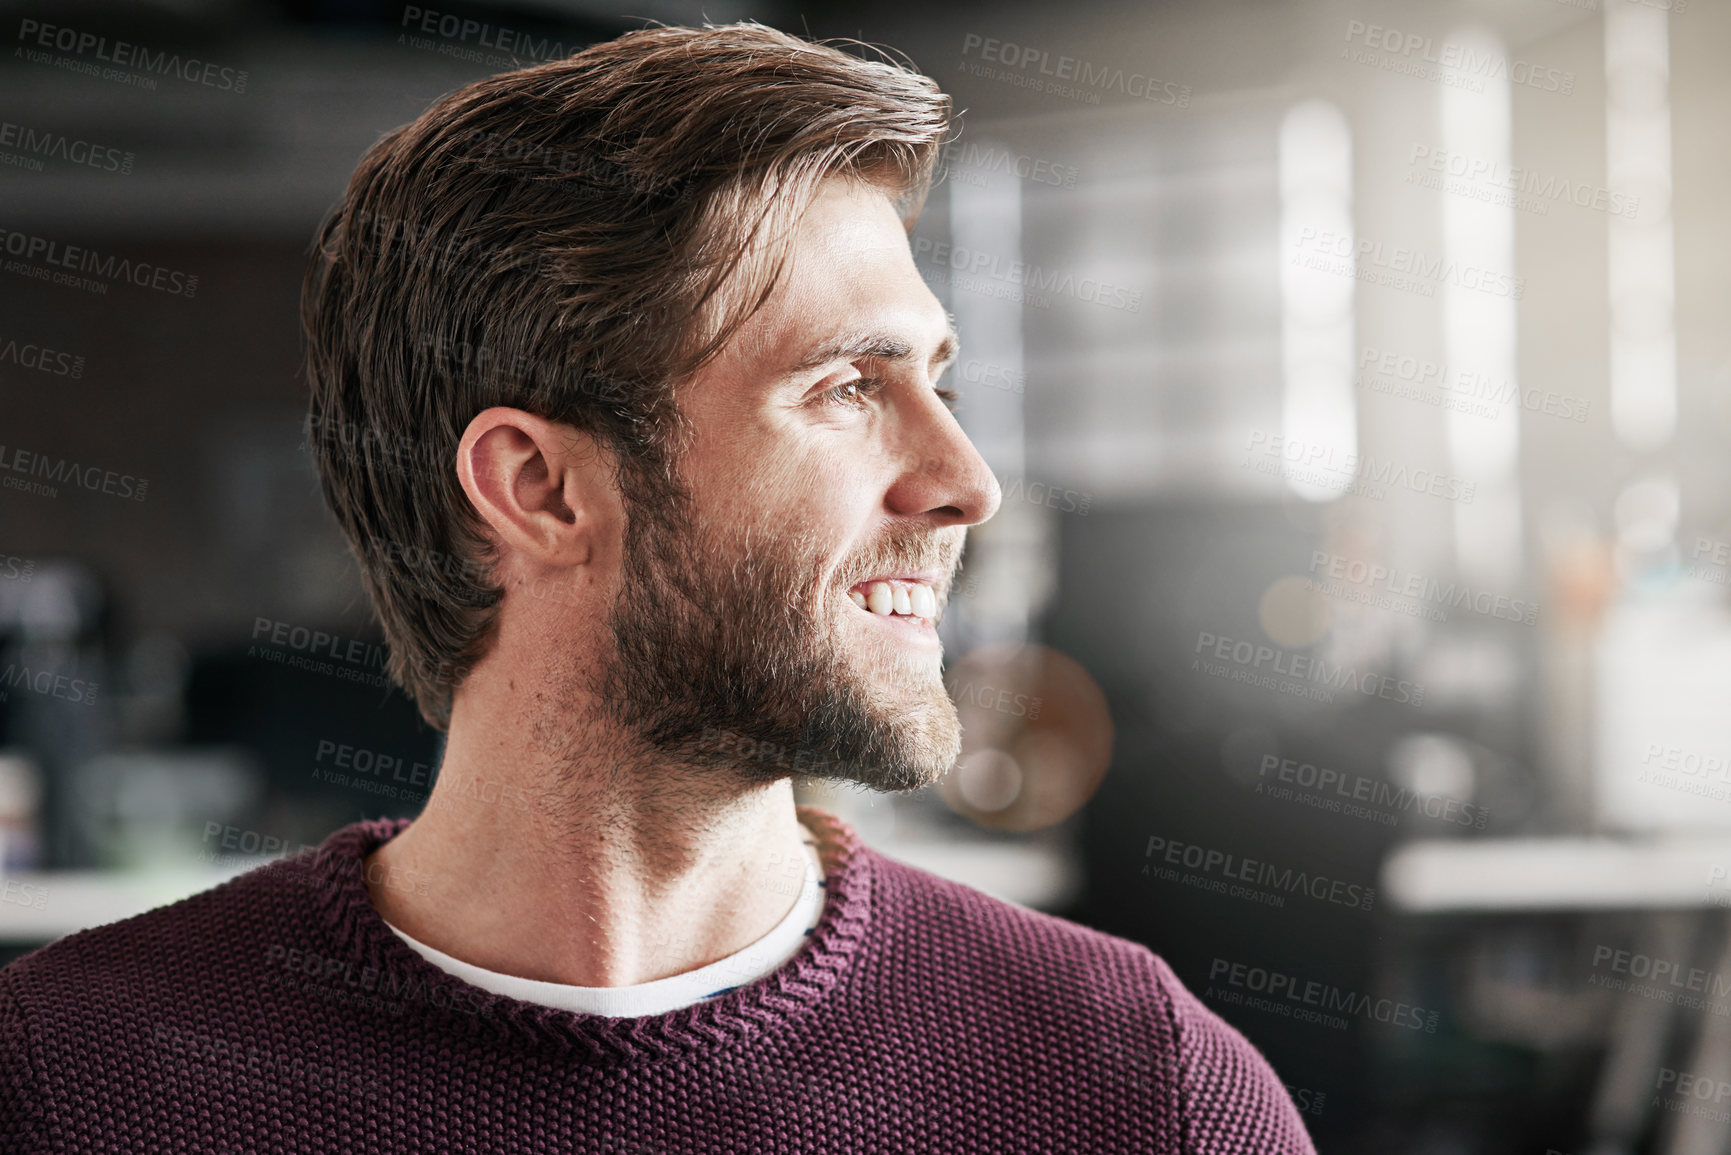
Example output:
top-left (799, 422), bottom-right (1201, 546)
top-left (783, 322), bottom-right (961, 381)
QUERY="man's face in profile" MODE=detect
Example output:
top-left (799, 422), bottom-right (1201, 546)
top-left (595, 177), bottom-right (1001, 793)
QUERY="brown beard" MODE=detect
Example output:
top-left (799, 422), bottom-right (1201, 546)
top-left (596, 482), bottom-right (963, 793)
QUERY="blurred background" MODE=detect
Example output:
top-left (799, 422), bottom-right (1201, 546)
top-left (0, 0), bottom-right (1725, 1149)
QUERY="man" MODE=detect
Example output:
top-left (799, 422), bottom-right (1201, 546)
top-left (0, 22), bottom-right (1316, 1153)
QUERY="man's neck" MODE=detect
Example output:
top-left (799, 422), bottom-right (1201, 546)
top-left (363, 681), bottom-right (811, 989)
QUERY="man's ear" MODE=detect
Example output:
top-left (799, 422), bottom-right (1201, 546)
top-left (455, 407), bottom-right (615, 569)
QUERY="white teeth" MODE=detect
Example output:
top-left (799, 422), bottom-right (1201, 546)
top-left (910, 583), bottom-right (937, 620)
top-left (866, 581), bottom-right (894, 616)
top-left (853, 579), bottom-right (939, 622)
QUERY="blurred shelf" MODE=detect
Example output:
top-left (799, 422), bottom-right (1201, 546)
top-left (0, 866), bottom-right (252, 943)
top-left (868, 836), bottom-right (1083, 912)
top-left (1383, 837), bottom-right (1731, 913)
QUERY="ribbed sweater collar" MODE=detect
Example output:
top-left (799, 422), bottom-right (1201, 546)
top-left (299, 804), bottom-right (874, 1065)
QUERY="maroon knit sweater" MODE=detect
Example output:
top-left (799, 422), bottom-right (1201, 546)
top-left (0, 806), bottom-right (1316, 1153)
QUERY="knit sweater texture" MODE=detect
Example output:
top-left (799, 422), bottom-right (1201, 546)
top-left (0, 806), bottom-right (1317, 1153)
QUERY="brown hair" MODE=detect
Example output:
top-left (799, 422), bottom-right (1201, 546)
top-left (300, 22), bottom-right (951, 729)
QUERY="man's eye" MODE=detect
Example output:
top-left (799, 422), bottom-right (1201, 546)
top-left (825, 378), bottom-right (884, 407)
top-left (820, 378), bottom-right (961, 414)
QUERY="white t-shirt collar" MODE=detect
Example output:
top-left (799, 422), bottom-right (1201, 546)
top-left (385, 824), bottom-right (826, 1018)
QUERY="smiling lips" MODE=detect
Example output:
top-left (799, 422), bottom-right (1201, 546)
top-left (848, 578), bottom-right (939, 624)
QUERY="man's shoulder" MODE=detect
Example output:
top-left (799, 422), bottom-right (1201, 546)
top-left (863, 843), bottom-right (1169, 993)
top-left (0, 847), bottom-right (375, 1152)
top-left (0, 852), bottom-right (328, 1018)
top-left (864, 847), bottom-right (1317, 1152)
top-left (1157, 964), bottom-right (1320, 1152)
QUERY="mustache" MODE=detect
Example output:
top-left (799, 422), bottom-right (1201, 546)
top-left (836, 526), bottom-right (967, 600)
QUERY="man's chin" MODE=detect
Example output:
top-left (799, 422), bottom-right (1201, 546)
top-left (798, 747), bottom-right (957, 795)
top-left (796, 680), bottom-right (962, 794)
